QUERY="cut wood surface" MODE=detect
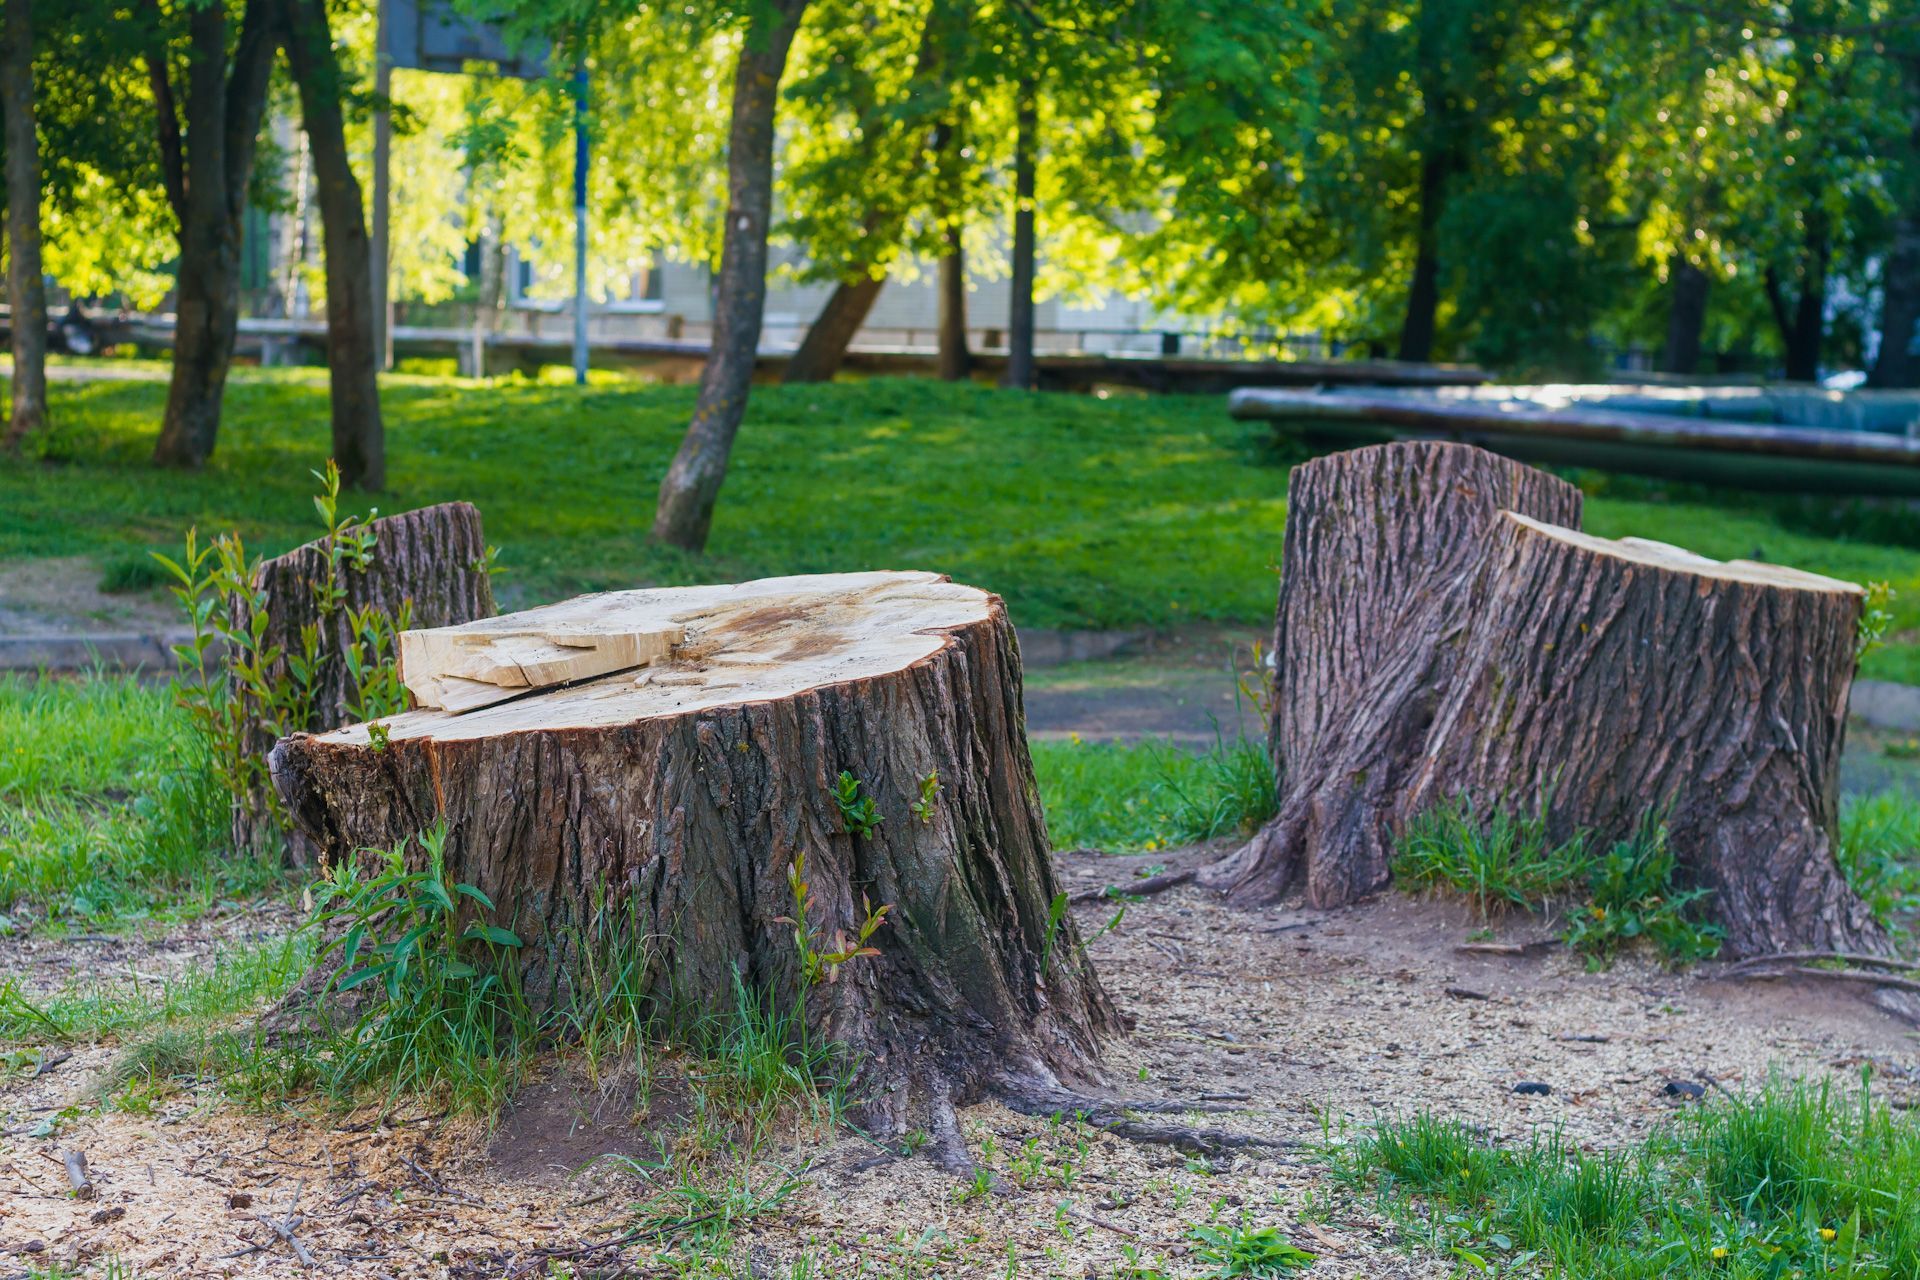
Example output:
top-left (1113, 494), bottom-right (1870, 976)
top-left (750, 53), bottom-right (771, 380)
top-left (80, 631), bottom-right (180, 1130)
top-left (399, 612), bottom-right (685, 713)
top-left (1206, 441), bottom-right (1883, 957)
top-left (233, 501), bottom-right (495, 861)
top-left (273, 571), bottom-right (1117, 1138)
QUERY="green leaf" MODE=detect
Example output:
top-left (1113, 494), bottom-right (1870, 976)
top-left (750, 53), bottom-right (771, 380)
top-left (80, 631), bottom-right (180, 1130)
top-left (462, 924), bottom-right (523, 949)
top-left (454, 883), bottom-right (496, 910)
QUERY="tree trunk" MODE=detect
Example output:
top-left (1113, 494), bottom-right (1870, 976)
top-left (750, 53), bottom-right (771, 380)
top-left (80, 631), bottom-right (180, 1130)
top-left (1872, 56), bottom-right (1920, 389)
top-left (1660, 259), bottom-right (1710, 376)
top-left (1205, 442), bottom-right (1582, 907)
top-left (1765, 213), bottom-right (1829, 384)
top-left (932, 107), bottom-right (971, 382)
top-left (231, 501), bottom-right (495, 863)
top-left (1205, 441), bottom-right (1881, 958)
top-left (1002, 79), bottom-right (1037, 392)
top-left (282, 0), bottom-right (384, 491)
top-left (1, 0), bottom-right (48, 453)
top-left (649, 0), bottom-right (808, 552)
top-left (150, 0), bottom-right (280, 469)
top-left (783, 274), bottom-right (885, 384)
top-left (271, 571), bottom-right (1117, 1140)
top-left (1395, 150), bottom-right (1448, 364)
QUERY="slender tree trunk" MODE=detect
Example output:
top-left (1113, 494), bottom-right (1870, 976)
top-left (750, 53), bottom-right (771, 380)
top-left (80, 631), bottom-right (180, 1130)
top-left (932, 106), bottom-right (971, 382)
top-left (1002, 79), bottom-right (1037, 392)
top-left (282, 0), bottom-right (383, 490)
top-left (783, 274), bottom-right (885, 383)
top-left (1872, 56), bottom-right (1920, 389)
top-left (1765, 214), bottom-right (1829, 384)
top-left (1, 0), bottom-right (48, 453)
top-left (150, 0), bottom-right (280, 469)
top-left (650, 0), bottom-right (809, 552)
top-left (1660, 259), bottom-right (1710, 375)
top-left (1873, 222), bottom-right (1920, 387)
top-left (1395, 150), bottom-right (1448, 364)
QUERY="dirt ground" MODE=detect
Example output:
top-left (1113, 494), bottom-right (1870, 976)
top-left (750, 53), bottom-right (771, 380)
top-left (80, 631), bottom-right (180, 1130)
top-left (5, 841), bottom-right (1916, 1280)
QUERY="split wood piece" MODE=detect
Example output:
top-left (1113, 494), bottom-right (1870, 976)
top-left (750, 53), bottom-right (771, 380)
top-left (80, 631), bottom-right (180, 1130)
top-left (399, 610), bottom-right (686, 714)
top-left (1205, 441), bottom-right (1582, 907)
top-left (271, 571), bottom-right (1118, 1139)
top-left (1208, 441), bottom-right (1883, 958)
top-left (233, 501), bottom-right (495, 863)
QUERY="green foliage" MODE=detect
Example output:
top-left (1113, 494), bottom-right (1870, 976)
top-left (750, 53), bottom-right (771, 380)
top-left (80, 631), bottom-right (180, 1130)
top-left (0, 672), bottom-right (266, 922)
top-left (831, 771), bottom-right (884, 839)
top-left (1393, 797), bottom-right (1721, 968)
top-left (911, 769), bottom-right (941, 825)
top-left (1838, 790), bottom-right (1920, 934)
top-left (1186, 1219), bottom-right (1317, 1277)
top-left (775, 851), bottom-right (890, 989)
top-left (155, 462), bottom-right (412, 847)
top-left (0, 936), bottom-right (307, 1044)
top-left (1561, 818), bottom-right (1724, 969)
top-left (1334, 1078), bottom-right (1920, 1280)
top-left (1858, 582), bottom-right (1897, 663)
top-left (300, 824), bottom-right (532, 1112)
top-left (1030, 732), bottom-right (1279, 855)
top-left (1392, 796), bottom-right (1593, 917)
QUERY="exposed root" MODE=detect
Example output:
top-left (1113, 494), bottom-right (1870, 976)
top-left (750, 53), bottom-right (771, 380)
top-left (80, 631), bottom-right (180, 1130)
top-left (997, 1081), bottom-right (1295, 1159)
top-left (1071, 867), bottom-right (1196, 906)
top-left (1720, 951), bottom-right (1920, 975)
top-left (923, 1075), bottom-right (979, 1178)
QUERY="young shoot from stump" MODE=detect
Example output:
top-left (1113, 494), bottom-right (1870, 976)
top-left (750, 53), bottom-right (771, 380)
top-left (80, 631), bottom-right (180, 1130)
top-left (832, 770), bottom-right (884, 839)
top-left (775, 851), bottom-right (890, 988)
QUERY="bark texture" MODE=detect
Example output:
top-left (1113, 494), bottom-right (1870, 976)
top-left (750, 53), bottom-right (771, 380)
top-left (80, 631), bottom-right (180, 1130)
top-left (1002, 80), bottom-right (1037, 392)
top-left (233, 501), bottom-right (494, 862)
top-left (149, 0), bottom-right (280, 470)
top-left (1204, 441), bottom-right (1878, 957)
top-left (271, 572), bottom-right (1117, 1136)
top-left (783, 274), bottom-right (885, 384)
top-left (1, 0), bottom-right (48, 453)
top-left (282, 0), bottom-right (384, 490)
top-left (650, 0), bottom-right (808, 551)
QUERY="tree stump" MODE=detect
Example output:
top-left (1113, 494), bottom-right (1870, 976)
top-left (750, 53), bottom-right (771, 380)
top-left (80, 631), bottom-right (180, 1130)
top-left (233, 501), bottom-right (495, 862)
top-left (270, 571), bottom-right (1118, 1137)
top-left (1206, 441), bottom-right (1881, 957)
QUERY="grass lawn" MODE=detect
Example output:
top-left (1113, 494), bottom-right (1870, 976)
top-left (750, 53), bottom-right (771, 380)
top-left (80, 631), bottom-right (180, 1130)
top-left (4, 367), bottom-right (1919, 680)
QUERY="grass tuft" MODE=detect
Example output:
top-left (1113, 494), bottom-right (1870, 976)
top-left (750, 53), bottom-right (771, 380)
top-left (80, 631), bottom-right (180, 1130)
top-left (1335, 1077), bottom-right (1920, 1279)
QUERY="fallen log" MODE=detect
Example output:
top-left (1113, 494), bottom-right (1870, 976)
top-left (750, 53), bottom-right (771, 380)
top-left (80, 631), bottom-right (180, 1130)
top-left (271, 571), bottom-right (1117, 1138)
top-left (1208, 441), bottom-right (1883, 957)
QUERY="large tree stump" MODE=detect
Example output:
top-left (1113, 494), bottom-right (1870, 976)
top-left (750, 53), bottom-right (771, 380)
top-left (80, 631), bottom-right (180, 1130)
top-left (1206, 441), bottom-right (1882, 957)
top-left (270, 571), bottom-right (1117, 1137)
top-left (233, 501), bottom-right (495, 862)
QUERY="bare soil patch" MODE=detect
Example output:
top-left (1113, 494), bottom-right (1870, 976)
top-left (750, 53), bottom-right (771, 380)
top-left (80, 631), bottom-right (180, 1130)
top-left (5, 844), bottom-right (1914, 1277)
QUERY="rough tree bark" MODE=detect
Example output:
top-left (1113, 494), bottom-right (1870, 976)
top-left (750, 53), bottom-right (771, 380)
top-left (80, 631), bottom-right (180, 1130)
top-left (1204, 441), bottom-right (1881, 958)
top-left (783, 274), bottom-right (885, 384)
top-left (1, 0), bottom-right (48, 453)
top-left (149, 0), bottom-right (280, 470)
top-left (282, 0), bottom-right (384, 490)
top-left (1002, 78), bottom-right (1037, 392)
top-left (1660, 259), bottom-right (1710, 376)
top-left (232, 501), bottom-right (495, 863)
top-left (271, 571), bottom-right (1118, 1143)
top-left (650, 0), bottom-right (809, 552)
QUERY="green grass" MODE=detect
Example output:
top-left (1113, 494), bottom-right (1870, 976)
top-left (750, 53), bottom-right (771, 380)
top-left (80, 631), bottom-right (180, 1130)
top-left (1334, 1077), bottom-right (1920, 1279)
top-left (1838, 789), bottom-right (1920, 937)
top-left (1030, 733), bottom-right (1277, 853)
top-left (6, 372), bottom-right (1920, 680)
top-left (0, 935), bottom-right (308, 1044)
top-left (0, 672), bottom-right (280, 924)
top-left (1392, 797), bottom-right (1724, 968)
